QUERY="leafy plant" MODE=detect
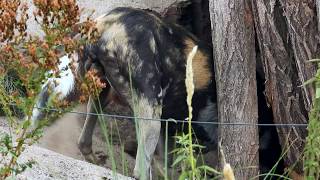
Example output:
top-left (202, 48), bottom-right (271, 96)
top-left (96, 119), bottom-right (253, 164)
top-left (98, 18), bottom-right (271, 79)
top-left (0, 0), bottom-right (97, 178)
top-left (168, 45), bottom-right (221, 180)
top-left (303, 59), bottom-right (320, 180)
top-left (171, 133), bottom-right (221, 180)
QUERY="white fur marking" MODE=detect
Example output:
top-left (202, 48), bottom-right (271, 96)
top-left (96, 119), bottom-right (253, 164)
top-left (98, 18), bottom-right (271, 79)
top-left (149, 37), bottom-right (156, 54)
top-left (30, 107), bottom-right (41, 126)
top-left (31, 55), bottom-right (76, 126)
top-left (157, 88), bottom-right (163, 98)
top-left (45, 55), bottom-right (75, 99)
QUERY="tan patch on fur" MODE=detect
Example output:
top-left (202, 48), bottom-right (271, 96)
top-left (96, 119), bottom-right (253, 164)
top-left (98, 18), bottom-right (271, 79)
top-left (94, 12), bottom-right (124, 35)
top-left (102, 23), bottom-right (129, 55)
top-left (184, 38), bottom-right (211, 90)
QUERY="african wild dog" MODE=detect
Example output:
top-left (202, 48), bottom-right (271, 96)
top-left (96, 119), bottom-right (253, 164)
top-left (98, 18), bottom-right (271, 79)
top-left (81, 7), bottom-right (218, 178)
top-left (31, 7), bottom-right (218, 179)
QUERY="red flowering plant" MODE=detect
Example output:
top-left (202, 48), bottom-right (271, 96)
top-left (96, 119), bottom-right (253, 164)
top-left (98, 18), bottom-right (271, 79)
top-left (0, 0), bottom-right (102, 178)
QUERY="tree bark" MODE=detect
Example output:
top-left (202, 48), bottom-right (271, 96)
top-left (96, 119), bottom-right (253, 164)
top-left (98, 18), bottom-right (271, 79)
top-left (209, 0), bottom-right (259, 178)
top-left (252, 0), bottom-right (320, 174)
top-left (279, 0), bottom-right (319, 109)
top-left (317, 0), bottom-right (320, 30)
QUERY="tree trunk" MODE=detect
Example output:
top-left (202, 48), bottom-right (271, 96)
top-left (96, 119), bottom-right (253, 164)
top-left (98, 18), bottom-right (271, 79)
top-left (317, 0), bottom-right (320, 30)
top-left (252, 0), bottom-right (320, 174)
top-left (209, 0), bottom-right (259, 178)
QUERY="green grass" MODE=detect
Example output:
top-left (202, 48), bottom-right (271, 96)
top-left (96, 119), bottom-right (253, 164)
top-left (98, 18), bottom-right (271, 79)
top-left (303, 59), bottom-right (320, 179)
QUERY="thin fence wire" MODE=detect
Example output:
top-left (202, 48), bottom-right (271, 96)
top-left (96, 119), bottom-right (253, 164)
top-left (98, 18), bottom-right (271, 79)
top-left (24, 105), bottom-right (309, 128)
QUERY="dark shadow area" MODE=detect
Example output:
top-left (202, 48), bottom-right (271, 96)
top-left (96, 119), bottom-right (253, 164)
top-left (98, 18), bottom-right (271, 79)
top-left (162, 0), bottom-right (212, 45)
top-left (163, 0), bottom-right (286, 178)
top-left (257, 72), bottom-right (285, 179)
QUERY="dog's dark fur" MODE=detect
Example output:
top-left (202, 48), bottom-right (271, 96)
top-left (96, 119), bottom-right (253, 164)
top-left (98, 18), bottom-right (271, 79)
top-left (81, 7), bottom-right (218, 178)
top-left (32, 7), bottom-right (218, 179)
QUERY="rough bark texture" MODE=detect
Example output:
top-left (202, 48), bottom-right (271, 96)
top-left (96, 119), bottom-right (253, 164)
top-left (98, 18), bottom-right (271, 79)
top-left (317, 0), bottom-right (320, 30)
top-left (252, 0), bottom-right (320, 174)
top-left (209, 0), bottom-right (259, 178)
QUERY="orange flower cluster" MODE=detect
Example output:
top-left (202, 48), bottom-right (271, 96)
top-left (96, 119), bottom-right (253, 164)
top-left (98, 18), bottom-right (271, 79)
top-left (33, 0), bottom-right (80, 32)
top-left (0, 0), bottom-right (98, 106)
top-left (0, 0), bottom-right (28, 42)
top-left (87, 68), bottom-right (107, 89)
top-left (79, 68), bottom-right (107, 103)
top-left (0, 1), bottom-right (102, 178)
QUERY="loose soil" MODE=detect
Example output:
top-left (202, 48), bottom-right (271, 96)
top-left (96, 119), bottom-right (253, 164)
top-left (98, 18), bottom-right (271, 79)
top-left (37, 104), bottom-right (217, 179)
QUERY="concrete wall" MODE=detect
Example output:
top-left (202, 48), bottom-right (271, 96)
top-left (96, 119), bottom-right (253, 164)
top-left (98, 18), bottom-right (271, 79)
top-left (24, 0), bottom-right (185, 36)
top-left (0, 118), bottom-right (133, 180)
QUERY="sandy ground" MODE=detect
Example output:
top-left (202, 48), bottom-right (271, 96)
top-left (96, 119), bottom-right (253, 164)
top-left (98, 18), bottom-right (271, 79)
top-left (37, 104), bottom-right (137, 177)
top-left (0, 104), bottom-right (217, 179)
top-left (0, 116), bottom-right (133, 179)
top-left (35, 104), bottom-right (217, 179)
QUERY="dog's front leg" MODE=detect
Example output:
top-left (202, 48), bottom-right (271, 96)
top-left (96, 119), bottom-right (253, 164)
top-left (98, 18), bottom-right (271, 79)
top-left (133, 99), bottom-right (162, 180)
top-left (78, 87), bottom-right (110, 163)
top-left (78, 96), bottom-right (99, 163)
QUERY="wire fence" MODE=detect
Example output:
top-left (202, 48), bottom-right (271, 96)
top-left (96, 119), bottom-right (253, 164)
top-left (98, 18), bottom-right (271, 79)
top-left (1, 64), bottom-right (309, 128)
top-left (25, 105), bottom-right (309, 128)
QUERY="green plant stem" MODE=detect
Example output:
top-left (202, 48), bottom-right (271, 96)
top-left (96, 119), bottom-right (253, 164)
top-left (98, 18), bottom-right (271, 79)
top-left (92, 83), bottom-right (118, 179)
top-left (188, 106), bottom-right (195, 179)
top-left (4, 121), bottom-right (28, 178)
top-left (185, 46), bottom-right (197, 180)
top-left (304, 62), bottom-right (320, 179)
